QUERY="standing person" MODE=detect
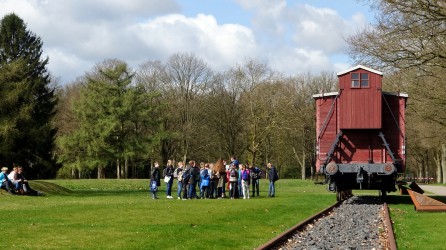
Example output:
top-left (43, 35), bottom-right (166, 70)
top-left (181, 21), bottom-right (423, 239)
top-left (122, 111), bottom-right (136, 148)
top-left (0, 167), bottom-right (14, 194)
top-left (150, 162), bottom-right (161, 199)
top-left (250, 165), bottom-right (262, 197)
top-left (215, 159), bottom-right (226, 199)
top-left (222, 160), bottom-right (228, 198)
top-left (200, 163), bottom-right (210, 199)
top-left (208, 163), bottom-right (217, 198)
top-left (163, 160), bottom-right (175, 199)
top-left (175, 161), bottom-right (184, 200)
top-left (182, 164), bottom-right (191, 200)
top-left (228, 164), bottom-right (239, 199)
top-left (240, 164), bottom-right (250, 199)
top-left (188, 161), bottom-right (200, 199)
top-left (267, 163), bottom-right (278, 197)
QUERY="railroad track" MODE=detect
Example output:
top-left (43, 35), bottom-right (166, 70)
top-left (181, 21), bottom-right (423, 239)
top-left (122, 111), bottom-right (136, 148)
top-left (257, 196), bottom-right (397, 250)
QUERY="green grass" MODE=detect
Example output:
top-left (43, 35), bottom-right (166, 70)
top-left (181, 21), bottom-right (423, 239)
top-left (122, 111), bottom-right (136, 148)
top-left (0, 179), bottom-right (335, 249)
top-left (387, 195), bottom-right (446, 250)
top-left (2, 180), bottom-right (445, 249)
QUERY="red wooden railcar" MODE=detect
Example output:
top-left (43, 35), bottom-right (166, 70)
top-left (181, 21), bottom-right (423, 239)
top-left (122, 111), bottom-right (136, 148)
top-left (313, 65), bottom-right (408, 200)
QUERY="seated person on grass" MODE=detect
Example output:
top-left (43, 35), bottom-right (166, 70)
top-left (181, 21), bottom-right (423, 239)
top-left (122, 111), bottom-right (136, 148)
top-left (14, 166), bottom-right (44, 196)
top-left (0, 166), bottom-right (15, 194)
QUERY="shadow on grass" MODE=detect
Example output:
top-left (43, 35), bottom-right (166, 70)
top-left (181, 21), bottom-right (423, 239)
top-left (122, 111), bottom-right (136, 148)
top-left (29, 180), bottom-right (150, 197)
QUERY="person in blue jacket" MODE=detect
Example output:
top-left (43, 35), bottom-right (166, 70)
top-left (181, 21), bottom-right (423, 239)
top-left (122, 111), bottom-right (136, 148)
top-left (0, 167), bottom-right (14, 194)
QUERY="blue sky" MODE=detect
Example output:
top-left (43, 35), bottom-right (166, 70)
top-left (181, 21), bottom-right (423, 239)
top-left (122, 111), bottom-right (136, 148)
top-left (0, 0), bottom-right (375, 84)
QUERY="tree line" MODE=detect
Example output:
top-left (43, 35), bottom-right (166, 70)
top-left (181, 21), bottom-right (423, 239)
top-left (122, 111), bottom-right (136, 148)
top-left (55, 55), bottom-right (337, 179)
top-left (1, 0), bottom-right (445, 181)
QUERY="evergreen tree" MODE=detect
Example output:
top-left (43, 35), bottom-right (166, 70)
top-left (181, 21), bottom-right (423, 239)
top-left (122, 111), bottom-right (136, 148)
top-left (0, 13), bottom-right (57, 178)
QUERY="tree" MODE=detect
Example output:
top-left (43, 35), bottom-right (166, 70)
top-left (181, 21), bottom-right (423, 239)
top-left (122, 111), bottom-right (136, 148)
top-left (0, 13), bottom-right (57, 178)
top-left (57, 59), bottom-right (162, 178)
top-left (347, 0), bottom-right (446, 182)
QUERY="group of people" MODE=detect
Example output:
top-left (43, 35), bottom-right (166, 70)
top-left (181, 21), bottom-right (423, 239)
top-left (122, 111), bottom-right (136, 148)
top-left (149, 156), bottom-right (279, 200)
top-left (0, 166), bottom-right (43, 196)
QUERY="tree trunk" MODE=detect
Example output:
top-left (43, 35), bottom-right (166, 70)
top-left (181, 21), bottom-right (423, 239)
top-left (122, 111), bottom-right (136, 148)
top-left (435, 150), bottom-right (442, 184)
top-left (442, 144), bottom-right (446, 184)
top-left (116, 158), bottom-right (121, 179)
top-left (71, 167), bottom-right (76, 179)
top-left (301, 148), bottom-right (306, 180)
top-left (97, 166), bottom-right (104, 179)
top-left (125, 157), bottom-right (129, 179)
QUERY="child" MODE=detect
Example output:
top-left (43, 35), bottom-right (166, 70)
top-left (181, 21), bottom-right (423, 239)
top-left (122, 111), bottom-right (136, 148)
top-left (150, 162), bottom-right (160, 199)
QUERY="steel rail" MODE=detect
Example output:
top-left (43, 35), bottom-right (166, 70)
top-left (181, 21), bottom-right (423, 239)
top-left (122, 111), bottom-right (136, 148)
top-left (256, 200), bottom-right (397, 250)
top-left (256, 201), bottom-right (341, 250)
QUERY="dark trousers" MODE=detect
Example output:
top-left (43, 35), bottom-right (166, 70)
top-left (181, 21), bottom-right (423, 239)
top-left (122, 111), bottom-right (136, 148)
top-left (252, 179), bottom-right (260, 196)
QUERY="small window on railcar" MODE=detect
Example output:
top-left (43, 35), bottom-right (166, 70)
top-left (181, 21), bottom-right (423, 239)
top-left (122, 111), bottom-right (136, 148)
top-left (360, 73), bottom-right (369, 87)
top-left (351, 73), bottom-right (360, 88)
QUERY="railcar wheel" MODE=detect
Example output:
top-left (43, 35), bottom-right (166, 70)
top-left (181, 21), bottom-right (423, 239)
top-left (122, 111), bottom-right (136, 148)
top-left (336, 191), bottom-right (341, 201)
top-left (379, 190), bottom-right (387, 202)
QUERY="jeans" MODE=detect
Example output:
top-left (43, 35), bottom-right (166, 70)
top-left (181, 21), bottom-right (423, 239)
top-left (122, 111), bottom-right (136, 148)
top-left (229, 182), bottom-right (237, 198)
top-left (269, 181), bottom-right (275, 197)
top-left (252, 179), bottom-right (260, 196)
top-left (166, 177), bottom-right (173, 196)
top-left (177, 181), bottom-right (183, 198)
top-left (188, 183), bottom-right (197, 199)
top-left (242, 180), bottom-right (250, 199)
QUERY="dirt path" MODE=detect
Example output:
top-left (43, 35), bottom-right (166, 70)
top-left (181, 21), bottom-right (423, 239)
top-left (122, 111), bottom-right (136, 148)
top-left (418, 185), bottom-right (446, 196)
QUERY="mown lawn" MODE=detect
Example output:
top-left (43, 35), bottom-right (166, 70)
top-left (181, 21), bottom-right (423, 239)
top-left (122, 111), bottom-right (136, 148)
top-left (388, 195), bottom-right (446, 250)
top-left (0, 179), bottom-right (334, 249)
top-left (1, 179), bottom-right (445, 249)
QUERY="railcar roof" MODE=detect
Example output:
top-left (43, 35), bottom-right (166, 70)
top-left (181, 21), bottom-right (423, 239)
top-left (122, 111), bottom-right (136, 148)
top-left (337, 65), bottom-right (383, 76)
top-left (312, 91), bottom-right (408, 98)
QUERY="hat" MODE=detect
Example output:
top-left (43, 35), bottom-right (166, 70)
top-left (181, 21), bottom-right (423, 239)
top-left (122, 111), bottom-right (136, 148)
top-left (1, 167), bottom-right (8, 171)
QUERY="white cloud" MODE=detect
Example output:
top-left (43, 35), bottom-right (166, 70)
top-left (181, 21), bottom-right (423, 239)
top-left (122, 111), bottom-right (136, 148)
top-left (131, 14), bottom-right (257, 70)
top-left (0, 0), bottom-right (370, 84)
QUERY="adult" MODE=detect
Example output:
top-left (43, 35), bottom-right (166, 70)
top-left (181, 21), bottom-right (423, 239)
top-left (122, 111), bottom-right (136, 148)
top-left (250, 165), bottom-right (262, 197)
top-left (182, 164), bottom-right (191, 200)
top-left (188, 161), bottom-right (200, 199)
top-left (240, 164), bottom-right (250, 199)
top-left (163, 160), bottom-right (175, 199)
top-left (0, 167), bottom-right (14, 194)
top-left (267, 163), bottom-right (278, 197)
top-left (208, 163), bottom-right (217, 198)
top-left (214, 159), bottom-right (226, 198)
top-left (14, 167), bottom-right (41, 196)
top-left (150, 162), bottom-right (161, 199)
top-left (175, 161), bottom-right (184, 200)
top-left (228, 164), bottom-right (239, 199)
top-left (200, 163), bottom-right (210, 199)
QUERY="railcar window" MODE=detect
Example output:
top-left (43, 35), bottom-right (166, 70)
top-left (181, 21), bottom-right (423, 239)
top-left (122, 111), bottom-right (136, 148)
top-left (351, 73), bottom-right (369, 88)
top-left (351, 73), bottom-right (360, 87)
top-left (360, 73), bottom-right (369, 87)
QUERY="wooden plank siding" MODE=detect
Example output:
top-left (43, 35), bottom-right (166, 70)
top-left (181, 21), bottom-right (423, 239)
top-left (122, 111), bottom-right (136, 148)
top-left (338, 69), bottom-right (382, 129)
top-left (314, 65), bottom-right (407, 173)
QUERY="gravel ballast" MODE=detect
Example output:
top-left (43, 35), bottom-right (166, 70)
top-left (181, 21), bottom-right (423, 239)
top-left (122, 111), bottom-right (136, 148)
top-left (280, 196), bottom-right (385, 250)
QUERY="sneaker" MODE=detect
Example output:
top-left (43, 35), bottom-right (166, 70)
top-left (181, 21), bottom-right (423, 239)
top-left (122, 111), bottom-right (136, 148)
top-left (177, 197), bottom-right (180, 200)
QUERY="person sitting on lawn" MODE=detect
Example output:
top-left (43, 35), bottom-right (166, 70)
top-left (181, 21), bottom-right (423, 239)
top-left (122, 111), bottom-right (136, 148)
top-left (14, 166), bottom-right (42, 196)
top-left (0, 167), bottom-right (15, 194)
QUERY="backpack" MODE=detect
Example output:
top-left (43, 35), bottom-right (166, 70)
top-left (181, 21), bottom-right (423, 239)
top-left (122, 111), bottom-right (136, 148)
top-left (182, 169), bottom-right (190, 183)
top-left (229, 169), bottom-right (237, 182)
top-left (230, 169), bottom-right (237, 177)
top-left (177, 170), bottom-right (184, 182)
top-left (273, 170), bottom-right (279, 181)
top-left (242, 170), bottom-right (249, 181)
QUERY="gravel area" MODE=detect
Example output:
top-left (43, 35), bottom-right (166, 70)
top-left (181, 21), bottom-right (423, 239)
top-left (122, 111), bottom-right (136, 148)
top-left (280, 196), bottom-right (385, 250)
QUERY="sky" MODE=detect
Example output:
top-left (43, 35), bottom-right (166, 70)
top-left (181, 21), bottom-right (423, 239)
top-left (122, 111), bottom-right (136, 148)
top-left (0, 0), bottom-right (374, 85)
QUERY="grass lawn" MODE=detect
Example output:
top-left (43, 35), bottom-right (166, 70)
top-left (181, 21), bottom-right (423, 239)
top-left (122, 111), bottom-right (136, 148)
top-left (0, 179), bottom-right (335, 249)
top-left (1, 179), bottom-right (445, 249)
top-left (387, 195), bottom-right (446, 250)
